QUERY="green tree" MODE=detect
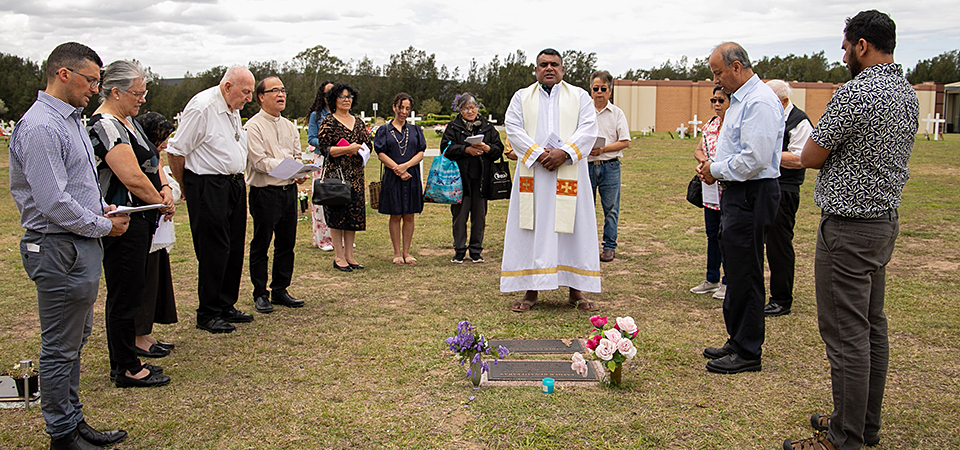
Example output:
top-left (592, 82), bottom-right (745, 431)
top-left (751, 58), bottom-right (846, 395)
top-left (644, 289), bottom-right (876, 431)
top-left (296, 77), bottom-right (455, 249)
top-left (419, 98), bottom-right (442, 115)
top-left (907, 50), bottom-right (960, 84)
top-left (753, 51), bottom-right (849, 83)
top-left (561, 50), bottom-right (597, 91)
top-left (0, 52), bottom-right (44, 120)
top-left (480, 50), bottom-right (534, 123)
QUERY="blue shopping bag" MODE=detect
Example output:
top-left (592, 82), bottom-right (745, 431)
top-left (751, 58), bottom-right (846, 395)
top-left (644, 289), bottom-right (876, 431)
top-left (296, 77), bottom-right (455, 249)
top-left (423, 144), bottom-right (463, 204)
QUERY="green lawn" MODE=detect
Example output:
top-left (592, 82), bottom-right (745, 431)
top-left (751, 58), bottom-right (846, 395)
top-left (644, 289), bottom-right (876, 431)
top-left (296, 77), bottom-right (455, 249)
top-left (0, 131), bottom-right (957, 449)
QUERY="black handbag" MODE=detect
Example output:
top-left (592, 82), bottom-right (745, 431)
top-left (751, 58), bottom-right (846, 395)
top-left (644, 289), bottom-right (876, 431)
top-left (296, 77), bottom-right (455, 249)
top-left (483, 155), bottom-right (512, 200)
top-left (686, 175), bottom-right (704, 208)
top-left (312, 164), bottom-right (351, 206)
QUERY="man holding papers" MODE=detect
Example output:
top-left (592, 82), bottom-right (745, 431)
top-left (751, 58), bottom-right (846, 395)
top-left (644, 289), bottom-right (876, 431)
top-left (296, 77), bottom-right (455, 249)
top-left (587, 70), bottom-right (631, 262)
top-left (502, 48), bottom-right (600, 313)
top-left (245, 75), bottom-right (306, 313)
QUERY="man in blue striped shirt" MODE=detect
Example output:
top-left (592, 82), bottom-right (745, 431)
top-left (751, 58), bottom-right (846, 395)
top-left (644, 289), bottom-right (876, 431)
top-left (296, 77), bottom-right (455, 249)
top-left (10, 42), bottom-right (130, 450)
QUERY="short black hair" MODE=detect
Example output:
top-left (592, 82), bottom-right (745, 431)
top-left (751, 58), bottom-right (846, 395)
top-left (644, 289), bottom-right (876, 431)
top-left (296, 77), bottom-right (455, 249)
top-left (325, 82), bottom-right (359, 113)
top-left (537, 48), bottom-right (562, 64)
top-left (135, 112), bottom-right (175, 148)
top-left (844, 10), bottom-right (896, 54)
top-left (255, 75), bottom-right (280, 104)
top-left (45, 42), bottom-right (102, 82)
top-left (712, 85), bottom-right (730, 98)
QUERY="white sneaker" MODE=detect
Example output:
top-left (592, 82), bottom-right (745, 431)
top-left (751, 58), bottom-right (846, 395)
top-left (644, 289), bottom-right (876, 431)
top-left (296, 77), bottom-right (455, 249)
top-left (712, 285), bottom-right (727, 299)
top-left (690, 280), bottom-right (721, 294)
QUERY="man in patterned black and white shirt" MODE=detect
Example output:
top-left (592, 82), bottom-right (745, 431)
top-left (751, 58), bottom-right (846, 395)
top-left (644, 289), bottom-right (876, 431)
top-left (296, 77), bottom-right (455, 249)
top-left (784, 10), bottom-right (918, 450)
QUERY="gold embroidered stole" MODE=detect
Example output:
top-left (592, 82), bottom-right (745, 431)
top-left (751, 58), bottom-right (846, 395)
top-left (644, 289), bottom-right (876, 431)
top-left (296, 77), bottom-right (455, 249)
top-left (517, 81), bottom-right (581, 233)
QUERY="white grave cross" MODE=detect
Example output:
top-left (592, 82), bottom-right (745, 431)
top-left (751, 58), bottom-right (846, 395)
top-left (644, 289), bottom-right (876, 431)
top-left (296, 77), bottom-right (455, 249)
top-left (932, 113), bottom-right (946, 141)
top-left (921, 113), bottom-right (935, 134)
top-left (676, 124), bottom-right (686, 139)
top-left (408, 111), bottom-right (421, 125)
top-left (688, 115), bottom-right (703, 137)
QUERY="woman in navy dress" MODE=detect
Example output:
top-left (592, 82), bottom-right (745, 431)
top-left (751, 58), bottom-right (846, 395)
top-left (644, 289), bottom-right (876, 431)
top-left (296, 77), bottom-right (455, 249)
top-left (374, 93), bottom-right (425, 264)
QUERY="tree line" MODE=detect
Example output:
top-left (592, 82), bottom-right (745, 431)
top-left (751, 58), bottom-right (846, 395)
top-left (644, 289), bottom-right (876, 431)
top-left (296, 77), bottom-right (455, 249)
top-left (1, 47), bottom-right (958, 123)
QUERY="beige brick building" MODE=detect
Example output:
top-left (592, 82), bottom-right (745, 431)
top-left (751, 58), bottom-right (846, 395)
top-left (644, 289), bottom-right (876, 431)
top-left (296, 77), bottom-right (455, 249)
top-left (613, 79), bottom-right (945, 134)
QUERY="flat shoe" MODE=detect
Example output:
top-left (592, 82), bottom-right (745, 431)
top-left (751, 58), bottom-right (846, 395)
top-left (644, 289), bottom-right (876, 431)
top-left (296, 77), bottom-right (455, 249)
top-left (569, 296), bottom-right (599, 312)
top-left (404, 256), bottom-right (417, 264)
top-left (196, 317), bottom-right (236, 334)
top-left (334, 261), bottom-right (353, 272)
top-left (78, 419), bottom-right (127, 446)
top-left (154, 340), bottom-right (175, 350)
top-left (705, 353), bottom-right (761, 374)
top-left (703, 343), bottom-right (735, 359)
top-left (135, 343), bottom-right (169, 358)
top-left (220, 309), bottom-right (254, 323)
top-left (393, 257), bottom-right (405, 265)
top-left (511, 299), bottom-right (536, 313)
top-left (348, 263), bottom-right (364, 270)
top-left (272, 291), bottom-right (304, 308)
top-left (115, 371), bottom-right (171, 388)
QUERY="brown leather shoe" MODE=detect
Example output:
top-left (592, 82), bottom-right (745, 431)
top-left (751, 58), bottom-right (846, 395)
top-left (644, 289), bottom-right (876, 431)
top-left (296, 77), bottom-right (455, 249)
top-left (600, 248), bottom-right (615, 262)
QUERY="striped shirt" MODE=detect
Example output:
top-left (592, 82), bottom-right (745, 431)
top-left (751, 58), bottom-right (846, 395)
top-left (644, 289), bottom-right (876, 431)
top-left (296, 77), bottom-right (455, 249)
top-left (9, 91), bottom-right (112, 237)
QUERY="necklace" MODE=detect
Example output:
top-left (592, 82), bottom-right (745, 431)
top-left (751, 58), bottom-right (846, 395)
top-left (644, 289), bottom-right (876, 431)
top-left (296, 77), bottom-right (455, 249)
top-left (391, 123), bottom-right (410, 157)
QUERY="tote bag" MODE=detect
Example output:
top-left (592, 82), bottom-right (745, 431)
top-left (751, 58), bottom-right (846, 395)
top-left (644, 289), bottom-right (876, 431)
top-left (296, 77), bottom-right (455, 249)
top-left (483, 155), bottom-right (512, 200)
top-left (423, 144), bottom-right (463, 204)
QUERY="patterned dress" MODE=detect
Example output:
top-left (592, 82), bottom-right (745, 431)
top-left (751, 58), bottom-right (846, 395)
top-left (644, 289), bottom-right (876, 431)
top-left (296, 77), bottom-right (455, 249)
top-left (308, 109), bottom-right (334, 249)
top-left (317, 114), bottom-right (369, 231)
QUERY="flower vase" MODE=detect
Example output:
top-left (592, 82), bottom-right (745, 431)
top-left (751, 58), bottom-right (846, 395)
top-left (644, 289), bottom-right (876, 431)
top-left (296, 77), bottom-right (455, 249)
top-left (469, 359), bottom-right (483, 386)
top-left (609, 365), bottom-right (622, 385)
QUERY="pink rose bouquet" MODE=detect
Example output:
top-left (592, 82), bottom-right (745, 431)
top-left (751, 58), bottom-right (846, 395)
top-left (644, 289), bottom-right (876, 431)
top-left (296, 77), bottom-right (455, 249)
top-left (572, 315), bottom-right (639, 383)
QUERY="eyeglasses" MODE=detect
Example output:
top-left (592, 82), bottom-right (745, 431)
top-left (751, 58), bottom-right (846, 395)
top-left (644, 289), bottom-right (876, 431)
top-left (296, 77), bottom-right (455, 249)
top-left (126, 89), bottom-right (148, 100)
top-left (66, 68), bottom-right (100, 89)
top-left (338, 95), bottom-right (352, 100)
top-left (592, 86), bottom-right (608, 92)
top-left (710, 98), bottom-right (726, 104)
top-left (264, 88), bottom-right (287, 94)
top-left (460, 105), bottom-right (478, 112)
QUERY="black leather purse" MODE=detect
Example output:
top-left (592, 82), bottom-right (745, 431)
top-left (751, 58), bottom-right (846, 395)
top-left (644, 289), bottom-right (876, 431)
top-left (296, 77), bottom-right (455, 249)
top-left (312, 164), bottom-right (351, 206)
top-left (686, 175), bottom-right (704, 208)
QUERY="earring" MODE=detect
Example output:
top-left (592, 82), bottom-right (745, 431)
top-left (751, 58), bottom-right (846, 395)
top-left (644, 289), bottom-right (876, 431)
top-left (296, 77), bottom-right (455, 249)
top-left (116, 96), bottom-right (120, 100)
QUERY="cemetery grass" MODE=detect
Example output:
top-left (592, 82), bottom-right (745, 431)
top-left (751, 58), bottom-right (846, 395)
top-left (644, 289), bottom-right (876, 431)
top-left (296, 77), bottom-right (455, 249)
top-left (0, 131), bottom-right (957, 449)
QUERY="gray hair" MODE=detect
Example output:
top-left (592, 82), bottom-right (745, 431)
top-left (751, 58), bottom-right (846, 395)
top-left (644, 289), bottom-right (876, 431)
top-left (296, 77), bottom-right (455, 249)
top-left (99, 60), bottom-right (151, 103)
top-left (456, 92), bottom-right (479, 111)
top-left (590, 70), bottom-right (613, 89)
top-left (221, 65), bottom-right (253, 87)
top-left (766, 79), bottom-right (792, 100)
top-left (714, 42), bottom-right (752, 69)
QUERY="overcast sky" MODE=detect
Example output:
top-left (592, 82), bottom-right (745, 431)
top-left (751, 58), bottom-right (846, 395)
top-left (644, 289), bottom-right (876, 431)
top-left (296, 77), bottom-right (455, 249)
top-left (2, 0), bottom-right (959, 81)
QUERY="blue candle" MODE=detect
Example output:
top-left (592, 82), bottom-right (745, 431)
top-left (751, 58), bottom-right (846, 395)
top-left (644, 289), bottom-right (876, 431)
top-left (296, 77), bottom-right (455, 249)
top-left (542, 377), bottom-right (555, 394)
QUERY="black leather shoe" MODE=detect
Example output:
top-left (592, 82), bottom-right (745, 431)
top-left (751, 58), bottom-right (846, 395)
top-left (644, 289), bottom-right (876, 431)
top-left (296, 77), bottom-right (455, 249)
top-left (703, 343), bottom-right (735, 360)
top-left (154, 340), bottom-right (175, 350)
top-left (254, 294), bottom-right (274, 313)
top-left (77, 419), bottom-right (127, 447)
top-left (706, 353), bottom-right (762, 374)
top-left (272, 290), bottom-right (304, 308)
top-left (220, 308), bottom-right (254, 323)
top-left (765, 302), bottom-right (791, 317)
top-left (110, 363), bottom-right (163, 382)
top-left (196, 317), bottom-right (236, 334)
top-left (115, 371), bottom-right (171, 388)
top-left (334, 261), bottom-right (352, 272)
top-left (135, 343), bottom-right (169, 358)
top-left (50, 428), bottom-right (115, 450)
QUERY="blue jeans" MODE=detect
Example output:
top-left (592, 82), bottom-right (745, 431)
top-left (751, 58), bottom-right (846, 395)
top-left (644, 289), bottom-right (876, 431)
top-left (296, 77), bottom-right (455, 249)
top-left (20, 231), bottom-right (103, 438)
top-left (704, 207), bottom-right (725, 284)
top-left (588, 160), bottom-right (621, 250)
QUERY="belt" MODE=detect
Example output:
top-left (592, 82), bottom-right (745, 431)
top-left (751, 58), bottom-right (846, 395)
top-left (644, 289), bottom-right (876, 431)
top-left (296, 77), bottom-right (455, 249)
top-left (589, 158), bottom-right (618, 166)
top-left (256, 184), bottom-right (297, 190)
top-left (718, 180), bottom-right (736, 190)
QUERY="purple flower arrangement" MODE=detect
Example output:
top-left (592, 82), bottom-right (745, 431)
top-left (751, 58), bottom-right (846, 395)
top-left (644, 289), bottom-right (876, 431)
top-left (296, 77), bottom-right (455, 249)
top-left (445, 320), bottom-right (509, 378)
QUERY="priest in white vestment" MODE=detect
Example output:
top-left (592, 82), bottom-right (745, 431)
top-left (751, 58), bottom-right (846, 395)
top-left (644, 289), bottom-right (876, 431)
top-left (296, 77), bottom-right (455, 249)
top-left (500, 49), bottom-right (601, 312)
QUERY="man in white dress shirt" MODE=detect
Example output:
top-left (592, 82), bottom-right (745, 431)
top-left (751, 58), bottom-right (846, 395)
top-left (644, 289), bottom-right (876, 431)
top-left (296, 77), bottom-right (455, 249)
top-left (587, 70), bottom-right (631, 263)
top-left (167, 66), bottom-right (256, 334)
top-left (501, 48), bottom-right (600, 313)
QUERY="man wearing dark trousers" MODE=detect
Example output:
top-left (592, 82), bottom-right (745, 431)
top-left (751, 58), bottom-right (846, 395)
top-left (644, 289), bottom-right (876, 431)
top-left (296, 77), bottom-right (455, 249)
top-left (245, 75), bottom-right (306, 313)
top-left (784, 10), bottom-right (918, 450)
top-left (698, 42), bottom-right (783, 375)
top-left (10, 42), bottom-right (130, 450)
top-left (764, 79), bottom-right (813, 318)
top-left (167, 66), bottom-right (256, 334)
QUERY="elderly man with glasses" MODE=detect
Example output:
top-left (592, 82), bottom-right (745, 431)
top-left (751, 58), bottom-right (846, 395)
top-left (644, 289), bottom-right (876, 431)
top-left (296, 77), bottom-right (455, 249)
top-left (586, 70), bottom-right (631, 262)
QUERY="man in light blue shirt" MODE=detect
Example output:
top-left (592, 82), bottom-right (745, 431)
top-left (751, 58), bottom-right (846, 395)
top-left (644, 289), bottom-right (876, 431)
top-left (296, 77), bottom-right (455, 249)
top-left (698, 42), bottom-right (784, 375)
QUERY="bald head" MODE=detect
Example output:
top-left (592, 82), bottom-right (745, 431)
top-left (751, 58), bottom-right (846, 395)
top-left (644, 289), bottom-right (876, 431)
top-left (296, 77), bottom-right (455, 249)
top-left (709, 42), bottom-right (755, 95)
top-left (220, 66), bottom-right (255, 111)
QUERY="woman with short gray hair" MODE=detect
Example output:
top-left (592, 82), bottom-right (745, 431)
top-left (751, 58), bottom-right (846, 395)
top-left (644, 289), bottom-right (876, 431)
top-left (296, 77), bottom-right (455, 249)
top-left (88, 59), bottom-right (174, 388)
top-left (441, 93), bottom-right (504, 263)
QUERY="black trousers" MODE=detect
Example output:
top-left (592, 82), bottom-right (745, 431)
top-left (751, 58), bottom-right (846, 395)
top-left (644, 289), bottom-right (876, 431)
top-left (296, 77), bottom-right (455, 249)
top-left (719, 178), bottom-right (780, 360)
top-left (450, 177), bottom-right (487, 257)
top-left (249, 185), bottom-right (298, 298)
top-left (184, 170), bottom-right (246, 323)
top-left (766, 189), bottom-right (800, 307)
top-left (102, 213), bottom-right (153, 374)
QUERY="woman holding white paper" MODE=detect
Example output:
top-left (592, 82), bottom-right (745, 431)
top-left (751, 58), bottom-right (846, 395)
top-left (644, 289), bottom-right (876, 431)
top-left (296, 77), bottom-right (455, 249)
top-left (441, 92), bottom-right (504, 263)
top-left (690, 86), bottom-right (730, 298)
top-left (88, 60), bottom-right (174, 387)
top-left (132, 112), bottom-right (179, 360)
top-left (374, 93), bottom-right (426, 265)
top-left (317, 83), bottom-right (370, 272)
